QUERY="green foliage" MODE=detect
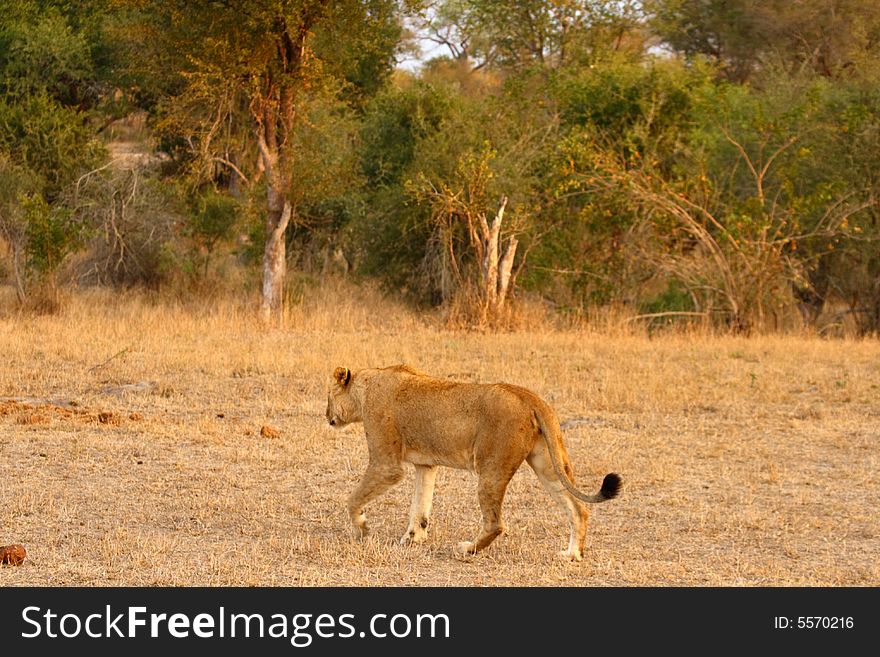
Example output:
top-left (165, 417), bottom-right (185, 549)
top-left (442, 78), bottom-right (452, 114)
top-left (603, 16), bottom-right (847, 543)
top-left (0, 94), bottom-right (103, 198)
top-left (577, 65), bottom-right (878, 331)
top-left (0, 6), bottom-right (95, 106)
top-left (287, 89), bottom-right (364, 223)
top-left (353, 82), bottom-right (462, 291)
top-left (315, 0), bottom-right (403, 107)
top-left (122, 0), bottom-right (402, 178)
top-left (0, 0), bottom-right (876, 331)
top-left (647, 0), bottom-right (759, 80)
top-left (520, 59), bottom-right (708, 308)
top-left (0, 3), bottom-right (104, 196)
top-left (641, 279), bottom-right (694, 315)
top-left (360, 82), bottom-right (456, 187)
top-left (0, 152), bottom-right (38, 213)
top-left (648, 0), bottom-right (880, 80)
top-left (187, 189), bottom-right (239, 255)
top-left (426, 0), bottom-right (645, 71)
top-left (0, 154), bottom-right (38, 284)
top-left (355, 74), bottom-right (555, 306)
top-left (0, 1), bottom-right (106, 305)
top-left (21, 194), bottom-right (80, 275)
top-left (553, 58), bottom-right (708, 164)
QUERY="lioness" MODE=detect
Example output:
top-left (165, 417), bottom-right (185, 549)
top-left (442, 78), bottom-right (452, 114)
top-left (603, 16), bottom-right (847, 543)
top-left (325, 364), bottom-right (621, 561)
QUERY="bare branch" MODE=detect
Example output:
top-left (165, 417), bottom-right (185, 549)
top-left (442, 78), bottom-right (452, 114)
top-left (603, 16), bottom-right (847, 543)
top-left (211, 157), bottom-right (251, 186)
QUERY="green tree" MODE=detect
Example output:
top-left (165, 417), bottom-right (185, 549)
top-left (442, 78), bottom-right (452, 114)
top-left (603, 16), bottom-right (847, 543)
top-left (647, 0), bottom-right (760, 81)
top-left (564, 72), bottom-right (873, 332)
top-left (418, 0), bottom-right (645, 72)
top-left (0, 1), bottom-right (105, 306)
top-left (354, 80), bottom-right (459, 294)
top-left (0, 4), bottom-right (94, 106)
top-left (0, 155), bottom-right (38, 302)
top-left (186, 189), bottom-right (240, 279)
top-left (790, 77), bottom-right (880, 333)
top-left (648, 0), bottom-right (880, 81)
top-left (355, 68), bottom-right (564, 321)
top-left (119, 0), bottom-right (403, 321)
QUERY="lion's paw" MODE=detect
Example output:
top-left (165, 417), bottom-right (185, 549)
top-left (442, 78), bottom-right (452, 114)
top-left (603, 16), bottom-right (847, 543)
top-left (400, 528), bottom-right (428, 545)
top-left (557, 549), bottom-right (582, 562)
top-left (456, 541), bottom-right (476, 555)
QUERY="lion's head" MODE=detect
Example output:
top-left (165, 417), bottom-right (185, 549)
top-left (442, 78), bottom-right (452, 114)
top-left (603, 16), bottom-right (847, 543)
top-left (326, 366), bottom-right (361, 427)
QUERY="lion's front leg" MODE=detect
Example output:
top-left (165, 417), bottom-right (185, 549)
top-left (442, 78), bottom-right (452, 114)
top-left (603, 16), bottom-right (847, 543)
top-left (400, 465), bottom-right (439, 545)
top-left (346, 462), bottom-right (404, 540)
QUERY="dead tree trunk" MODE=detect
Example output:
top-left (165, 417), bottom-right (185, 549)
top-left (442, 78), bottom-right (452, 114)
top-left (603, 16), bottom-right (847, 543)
top-left (477, 196), bottom-right (518, 321)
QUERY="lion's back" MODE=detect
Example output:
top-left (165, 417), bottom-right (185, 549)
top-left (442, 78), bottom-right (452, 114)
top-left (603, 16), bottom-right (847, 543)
top-left (367, 368), bottom-right (540, 444)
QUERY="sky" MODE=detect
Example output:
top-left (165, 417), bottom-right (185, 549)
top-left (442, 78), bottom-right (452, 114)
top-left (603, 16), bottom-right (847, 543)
top-left (396, 31), bottom-right (449, 72)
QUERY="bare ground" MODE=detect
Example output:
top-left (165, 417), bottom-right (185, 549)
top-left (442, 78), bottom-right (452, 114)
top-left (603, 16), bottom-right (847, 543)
top-left (1, 288), bottom-right (878, 586)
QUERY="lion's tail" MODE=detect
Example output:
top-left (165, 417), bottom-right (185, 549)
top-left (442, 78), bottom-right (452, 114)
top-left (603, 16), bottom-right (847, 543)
top-left (533, 409), bottom-right (622, 504)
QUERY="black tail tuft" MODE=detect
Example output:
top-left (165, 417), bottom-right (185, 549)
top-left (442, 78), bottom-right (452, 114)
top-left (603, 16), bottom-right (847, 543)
top-left (600, 473), bottom-right (622, 500)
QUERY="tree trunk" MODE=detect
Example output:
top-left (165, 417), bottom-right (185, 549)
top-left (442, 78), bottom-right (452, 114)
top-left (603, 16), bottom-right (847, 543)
top-left (254, 100), bottom-right (293, 324)
top-left (259, 198), bottom-right (291, 324)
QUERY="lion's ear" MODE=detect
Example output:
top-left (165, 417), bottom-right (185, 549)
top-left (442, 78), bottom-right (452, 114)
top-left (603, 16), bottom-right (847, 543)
top-left (333, 367), bottom-right (351, 387)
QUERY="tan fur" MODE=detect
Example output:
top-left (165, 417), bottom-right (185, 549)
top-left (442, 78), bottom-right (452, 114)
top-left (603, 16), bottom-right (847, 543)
top-left (325, 364), bottom-right (621, 561)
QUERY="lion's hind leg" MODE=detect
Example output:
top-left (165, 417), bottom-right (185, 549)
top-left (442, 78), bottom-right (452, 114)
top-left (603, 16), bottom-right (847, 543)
top-left (456, 469), bottom-right (514, 556)
top-left (401, 465), bottom-right (439, 545)
top-left (526, 441), bottom-right (589, 561)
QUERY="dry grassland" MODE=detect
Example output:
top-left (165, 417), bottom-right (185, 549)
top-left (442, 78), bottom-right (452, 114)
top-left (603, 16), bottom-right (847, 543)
top-left (1, 284), bottom-right (878, 586)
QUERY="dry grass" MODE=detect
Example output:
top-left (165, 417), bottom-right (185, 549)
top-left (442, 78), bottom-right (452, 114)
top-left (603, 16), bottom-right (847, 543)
top-left (1, 284), bottom-right (878, 586)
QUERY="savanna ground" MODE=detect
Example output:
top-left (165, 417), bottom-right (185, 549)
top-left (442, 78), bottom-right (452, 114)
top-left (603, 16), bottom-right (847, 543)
top-left (1, 284), bottom-right (878, 586)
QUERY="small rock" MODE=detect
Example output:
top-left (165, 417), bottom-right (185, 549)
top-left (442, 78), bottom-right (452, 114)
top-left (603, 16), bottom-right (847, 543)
top-left (260, 425), bottom-right (280, 439)
top-left (0, 544), bottom-right (26, 566)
